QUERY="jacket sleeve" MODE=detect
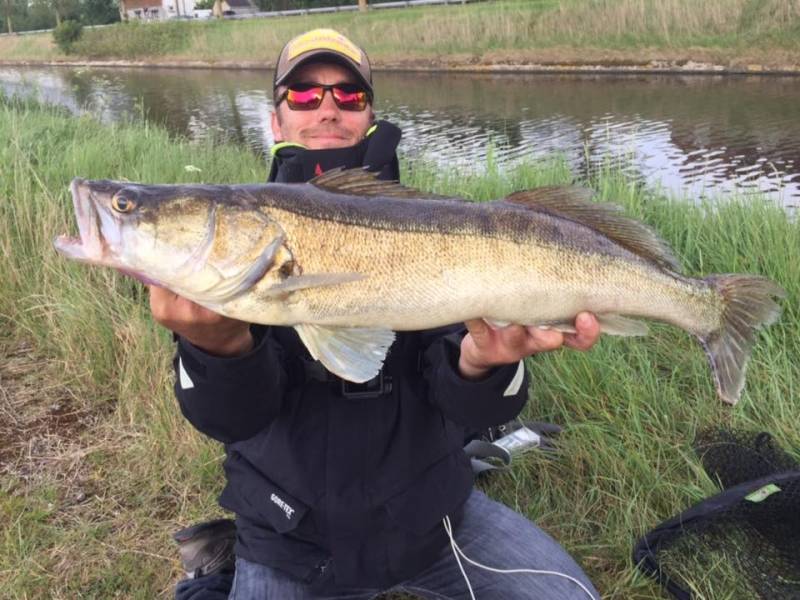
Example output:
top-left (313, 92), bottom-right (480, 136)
top-left (173, 326), bottom-right (288, 444)
top-left (422, 328), bottom-right (529, 430)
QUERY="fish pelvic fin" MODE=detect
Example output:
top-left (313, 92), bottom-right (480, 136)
top-left (309, 168), bottom-right (454, 201)
top-left (294, 324), bottom-right (395, 383)
top-left (503, 186), bottom-right (681, 271)
top-left (700, 274), bottom-right (786, 405)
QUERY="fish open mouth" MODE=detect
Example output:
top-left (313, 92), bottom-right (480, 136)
top-left (54, 178), bottom-right (106, 263)
top-left (54, 178), bottom-right (163, 287)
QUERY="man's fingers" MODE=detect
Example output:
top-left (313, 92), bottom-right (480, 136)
top-left (463, 313), bottom-right (599, 368)
top-left (501, 324), bottom-right (528, 349)
top-left (148, 285), bottom-right (227, 328)
top-left (526, 326), bottom-right (564, 352)
top-left (148, 285), bottom-right (177, 323)
top-left (563, 312), bottom-right (601, 351)
top-left (464, 319), bottom-right (490, 344)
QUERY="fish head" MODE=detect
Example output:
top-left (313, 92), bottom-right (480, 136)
top-left (55, 179), bottom-right (288, 305)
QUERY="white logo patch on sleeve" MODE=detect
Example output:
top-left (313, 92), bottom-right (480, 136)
top-left (503, 361), bottom-right (525, 397)
top-left (179, 357), bottom-right (195, 390)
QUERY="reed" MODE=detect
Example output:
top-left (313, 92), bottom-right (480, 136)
top-left (1, 97), bottom-right (798, 598)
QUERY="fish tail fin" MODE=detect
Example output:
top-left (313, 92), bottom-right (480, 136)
top-left (699, 274), bottom-right (785, 405)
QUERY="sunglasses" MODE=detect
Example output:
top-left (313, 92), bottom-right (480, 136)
top-left (275, 82), bottom-right (372, 112)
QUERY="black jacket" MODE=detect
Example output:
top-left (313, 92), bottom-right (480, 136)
top-left (176, 327), bottom-right (528, 587)
top-left (172, 122), bottom-right (530, 588)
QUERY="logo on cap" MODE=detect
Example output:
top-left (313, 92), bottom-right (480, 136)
top-left (286, 29), bottom-right (363, 64)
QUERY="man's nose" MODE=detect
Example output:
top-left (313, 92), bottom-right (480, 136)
top-left (316, 89), bottom-right (340, 121)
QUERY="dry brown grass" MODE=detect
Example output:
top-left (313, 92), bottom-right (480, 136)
top-left (0, 337), bottom-right (103, 488)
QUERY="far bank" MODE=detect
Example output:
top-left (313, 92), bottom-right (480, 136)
top-left (1, 0), bottom-right (799, 73)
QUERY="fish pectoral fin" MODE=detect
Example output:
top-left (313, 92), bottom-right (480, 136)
top-left (309, 168), bottom-right (455, 201)
top-left (502, 186), bottom-right (681, 272)
top-left (294, 324), bottom-right (395, 383)
top-left (263, 272), bottom-right (365, 296)
top-left (596, 315), bottom-right (649, 336)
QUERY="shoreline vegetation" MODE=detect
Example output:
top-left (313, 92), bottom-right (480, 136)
top-left (1, 0), bottom-right (800, 74)
top-left (2, 95), bottom-right (799, 598)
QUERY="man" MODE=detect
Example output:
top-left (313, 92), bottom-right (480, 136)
top-left (154, 29), bottom-right (602, 599)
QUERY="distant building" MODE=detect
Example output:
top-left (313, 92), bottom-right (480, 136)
top-left (121, 0), bottom-right (256, 20)
top-left (122, 0), bottom-right (197, 20)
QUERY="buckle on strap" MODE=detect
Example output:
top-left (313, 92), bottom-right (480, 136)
top-left (340, 370), bottom-right (392, 399)
top-left (293, 357), bottom-right (392, 398)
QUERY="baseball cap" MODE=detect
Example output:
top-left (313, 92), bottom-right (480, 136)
top-left (273, 29), bottom-right (373, 97)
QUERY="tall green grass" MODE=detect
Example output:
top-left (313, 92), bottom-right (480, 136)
top-left (1, 0), bottom-right (798, 63)
top-left (1, 96), bottom-right (798, 598)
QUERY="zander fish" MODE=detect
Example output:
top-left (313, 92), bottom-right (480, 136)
top-left (54, 169), bottom-right (785, 403)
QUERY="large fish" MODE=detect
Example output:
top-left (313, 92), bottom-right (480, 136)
top-left (54, 169), bottom-right (784, 404)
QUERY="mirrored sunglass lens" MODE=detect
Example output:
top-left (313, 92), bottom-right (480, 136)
top-left (286, 87), bottom-right (323, 109)
top-left (332, 88), bottom-right (367, 110)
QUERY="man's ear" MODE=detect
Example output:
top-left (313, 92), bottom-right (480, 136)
top-left (270, 110), bottom-right (283, 142)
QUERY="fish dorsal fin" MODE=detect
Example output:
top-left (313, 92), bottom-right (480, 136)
top-left (309, 168), bottom-right (453, 201)
top-left (503, 186), bottom-right (680, 271)
top-left (294, 323), bottom-right (395, 383)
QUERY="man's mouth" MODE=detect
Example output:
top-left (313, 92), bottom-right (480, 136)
top-left (306, 128), bottom-right (351, 139)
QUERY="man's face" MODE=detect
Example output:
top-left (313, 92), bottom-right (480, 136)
top-left (271, 62), bottom-right (374, 150)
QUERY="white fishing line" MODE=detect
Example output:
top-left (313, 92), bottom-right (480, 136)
top-left (442, 516), bottom-right (598, 600)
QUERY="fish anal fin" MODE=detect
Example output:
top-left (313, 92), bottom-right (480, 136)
top-left (294, 324), bottom-right (395, 383)
top-left (503, 186), bottom-right (681, 271)
top-left (484, 318), bottom-right (511, 329)
top-left (309, 168), bottom-right (453, 201)
top-left (596, 315), bottom-right (649, 337)
top-left (536, 322), bottom-right (577, 334)
top-left (493, 315), bottom-right (648, 337)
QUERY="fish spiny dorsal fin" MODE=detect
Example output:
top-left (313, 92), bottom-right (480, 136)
top-left (503, 186), bottom-right (681, 272)
top-left (309, 167), bottom-right (454, 201)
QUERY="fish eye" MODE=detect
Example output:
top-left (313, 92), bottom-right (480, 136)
top-left (111, 195), bottom-right (136, 213)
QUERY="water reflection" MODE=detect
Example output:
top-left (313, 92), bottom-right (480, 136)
top-left (1, 66), bottom-right (799, 205)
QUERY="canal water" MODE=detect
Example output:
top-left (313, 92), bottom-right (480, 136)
top-left (1, 65), bottom-right (799, 206)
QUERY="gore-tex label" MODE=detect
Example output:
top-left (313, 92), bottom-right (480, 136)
top-left (270, 492), bottom-right (296, 520)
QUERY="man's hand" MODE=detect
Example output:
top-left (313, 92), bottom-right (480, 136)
top-left (458, 312), bottom-right (601, 380)
top-left (148, 286), bottom-right (254, 357)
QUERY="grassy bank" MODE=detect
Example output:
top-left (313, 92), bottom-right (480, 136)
top-left (1, 0), bottom-right (799, 70)
top-left (1, 96), bottom-right (799, 599)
